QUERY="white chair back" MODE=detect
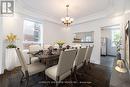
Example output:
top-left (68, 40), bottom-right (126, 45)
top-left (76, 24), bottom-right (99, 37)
top-left (84, 46), bottom-right (94, 63)
top-left (57, 50), bottom-right (77, 77)
top-left (74, 48), bottom-right (87, 69)
top-left (16, 48), bottom-right (28, 72)
top-left (29, 45), bottom-right (42, 52)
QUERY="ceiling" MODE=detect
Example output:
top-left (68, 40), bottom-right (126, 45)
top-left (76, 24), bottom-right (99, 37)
top-left (16, 0), bottom-right (126, 24)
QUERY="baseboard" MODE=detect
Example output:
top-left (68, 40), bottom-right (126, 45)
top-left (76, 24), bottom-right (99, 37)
top-left (107, 55), bottom-right (116, 57)
top-left (101, 55), bottom-right (116, 57)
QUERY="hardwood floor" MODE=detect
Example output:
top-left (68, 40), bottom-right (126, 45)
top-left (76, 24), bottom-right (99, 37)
top-left (0, 62), bottom-right (112, 87)
top-left (100, 56), bottom-right (115, 67)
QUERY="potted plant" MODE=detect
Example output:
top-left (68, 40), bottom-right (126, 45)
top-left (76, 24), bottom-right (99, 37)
top-left (56, 40), bottom-right (65, 49)
top-left (113, 33), bottom-right (122, 60)
top-left (6, 33), bottom-right (17, 49)
top-left (5, 33), bottom-right (18, 70)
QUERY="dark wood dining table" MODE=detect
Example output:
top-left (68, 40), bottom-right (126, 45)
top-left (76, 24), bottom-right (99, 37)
top-left (27, 50), bottom-right (60, 68)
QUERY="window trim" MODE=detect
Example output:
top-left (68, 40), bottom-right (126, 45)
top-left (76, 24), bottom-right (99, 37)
top-left (23, 19), bottom-right (43, 49)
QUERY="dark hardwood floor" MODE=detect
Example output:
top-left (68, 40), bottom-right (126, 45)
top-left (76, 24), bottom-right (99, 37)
top-left (100, 56), bottom-right (115, 68)
top-left (0, 56), bottom-right (113, 87)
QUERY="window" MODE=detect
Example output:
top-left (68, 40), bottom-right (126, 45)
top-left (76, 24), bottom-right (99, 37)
top-left (111, 29), bottom-right (121, 47)
top-left (23, 20), bottom-right (43, 49)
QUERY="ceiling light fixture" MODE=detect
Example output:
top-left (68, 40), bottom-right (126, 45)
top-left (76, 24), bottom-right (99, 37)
top-left (61, 4), bottom-right (74, 26)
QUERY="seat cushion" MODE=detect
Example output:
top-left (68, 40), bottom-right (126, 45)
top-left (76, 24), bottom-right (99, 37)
top-left (27, 63), bottom-right (45, 76)
top-left (45, 65), bottom-right (58, 81)
top-left (31, 57), bottom-right (40, 63)
top-left (45, 65), bottom-right (71, 81)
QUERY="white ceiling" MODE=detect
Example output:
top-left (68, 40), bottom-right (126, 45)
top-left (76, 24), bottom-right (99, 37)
top-left (16, 0), bottom-right (126, 24)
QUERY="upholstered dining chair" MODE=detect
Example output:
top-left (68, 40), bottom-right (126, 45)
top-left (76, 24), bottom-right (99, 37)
top-left (73, 46), bottom-right (94, 86)
top-left (73, 48), bottom-right (87, 69)
top-left (73, 48), bottom-right (87, 80)
top-left (83, 45), bottom-right (94, 67)
top-left (16, 48), bottom-right (45, 87)
top-left (45, 49), bottom-right (77, 87)
top-left (29, 45), bottom-right (42, 64)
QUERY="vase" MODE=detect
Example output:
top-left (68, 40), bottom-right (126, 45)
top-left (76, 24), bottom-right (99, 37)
top-left (5, 48), bottom-right (20, 70)
top-left (59, 45), bottom-right (63, 49)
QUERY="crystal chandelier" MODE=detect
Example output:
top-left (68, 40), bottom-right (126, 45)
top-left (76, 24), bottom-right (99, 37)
top-left (61, 4), bottom-right (74, 26)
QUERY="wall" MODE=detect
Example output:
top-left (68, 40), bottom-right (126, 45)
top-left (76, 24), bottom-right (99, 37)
top-left (2, 14), bottom-right (24, 49)
top-left (43, 20), bottom-right (66, 45)
top-left (0, 17), bottom-right (3, 74)
top-left (66, 16), bottom-right (125, 64)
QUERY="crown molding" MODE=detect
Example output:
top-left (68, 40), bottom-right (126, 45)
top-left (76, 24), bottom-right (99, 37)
top-left (15, 0), bottom-right (126, 26)
top-left (15, 1), bottom-right (62, 25)
top-left (72, 0), bottom-right (126, 25)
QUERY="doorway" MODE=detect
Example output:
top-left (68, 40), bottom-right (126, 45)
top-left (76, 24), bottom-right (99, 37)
top-left (100, 25), bottom-right (121, 67)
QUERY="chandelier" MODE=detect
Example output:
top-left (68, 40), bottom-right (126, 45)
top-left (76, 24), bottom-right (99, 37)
top-left (61, 4), bottom-right (74, 26)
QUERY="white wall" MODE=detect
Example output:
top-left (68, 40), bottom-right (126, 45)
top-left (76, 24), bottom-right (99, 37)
top-left (3, 14), bottom-right (24, 49)
top-left (65, 16), bottom-right (125, 64)
top-left (43, 20), bottom-right (66, 45)
top-left (0, 17), bottom-right (3, 74)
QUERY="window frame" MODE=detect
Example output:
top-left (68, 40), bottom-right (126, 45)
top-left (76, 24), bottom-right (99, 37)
top-left (23, 19), bottom-right (43, 49)
top-left (111, 29), bottom-right (121, 47)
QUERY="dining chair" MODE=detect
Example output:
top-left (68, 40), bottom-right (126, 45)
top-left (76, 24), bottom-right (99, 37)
top-left (73, 46), bottom-right (94, 86)
top-left (45, 49), bottom-right (77, 87)
top-left (73, 48), bottom-right (87, 70)
top-left (81, 46), bottom-right (94, 86)
top-left (44, 44), bottom-right (51, 50)
top-left (29, 45), bottom-right (42, 64)
top-left (73, 48), bottom-right (87, 81)
top-left (16, 48), bottom-right (45, 87)
top-left (83, 45), bottom-right (94, 68)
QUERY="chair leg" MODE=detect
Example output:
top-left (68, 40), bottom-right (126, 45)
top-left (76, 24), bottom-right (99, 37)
top-left (26, 78), bottom-right (29, 87)
top-left (70, 70), bottom-right (75, 87)
top-left (73, 67), bottom-right (78, 82)
top-left (56, 76), bottom-right (60, 87)
top-left (88, 61), bottom-right (91, 70)
top-left (19, 71), bottom-right (24, 87)
top-left (74, 71), bottom-right (78, 82)
top-left (20, 71), bottom-right (24, 83)
top-left (45, 75), bottom-right (49, 87)
top-left (25, 71), bottom-right (29, 87)
top-left (56, 82), bottom-right (59, 87)
top-left (25, 76), bottom-right (29, 87)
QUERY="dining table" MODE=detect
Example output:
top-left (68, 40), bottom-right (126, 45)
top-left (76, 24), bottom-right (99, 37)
top-left (27, 49), bottom-right (61, 68)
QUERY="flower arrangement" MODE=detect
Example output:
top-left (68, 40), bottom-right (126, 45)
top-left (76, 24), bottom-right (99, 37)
top-left (56, 40), bottom-right (65, 48)
top-left (6, 33), bottom-right (18, 48)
